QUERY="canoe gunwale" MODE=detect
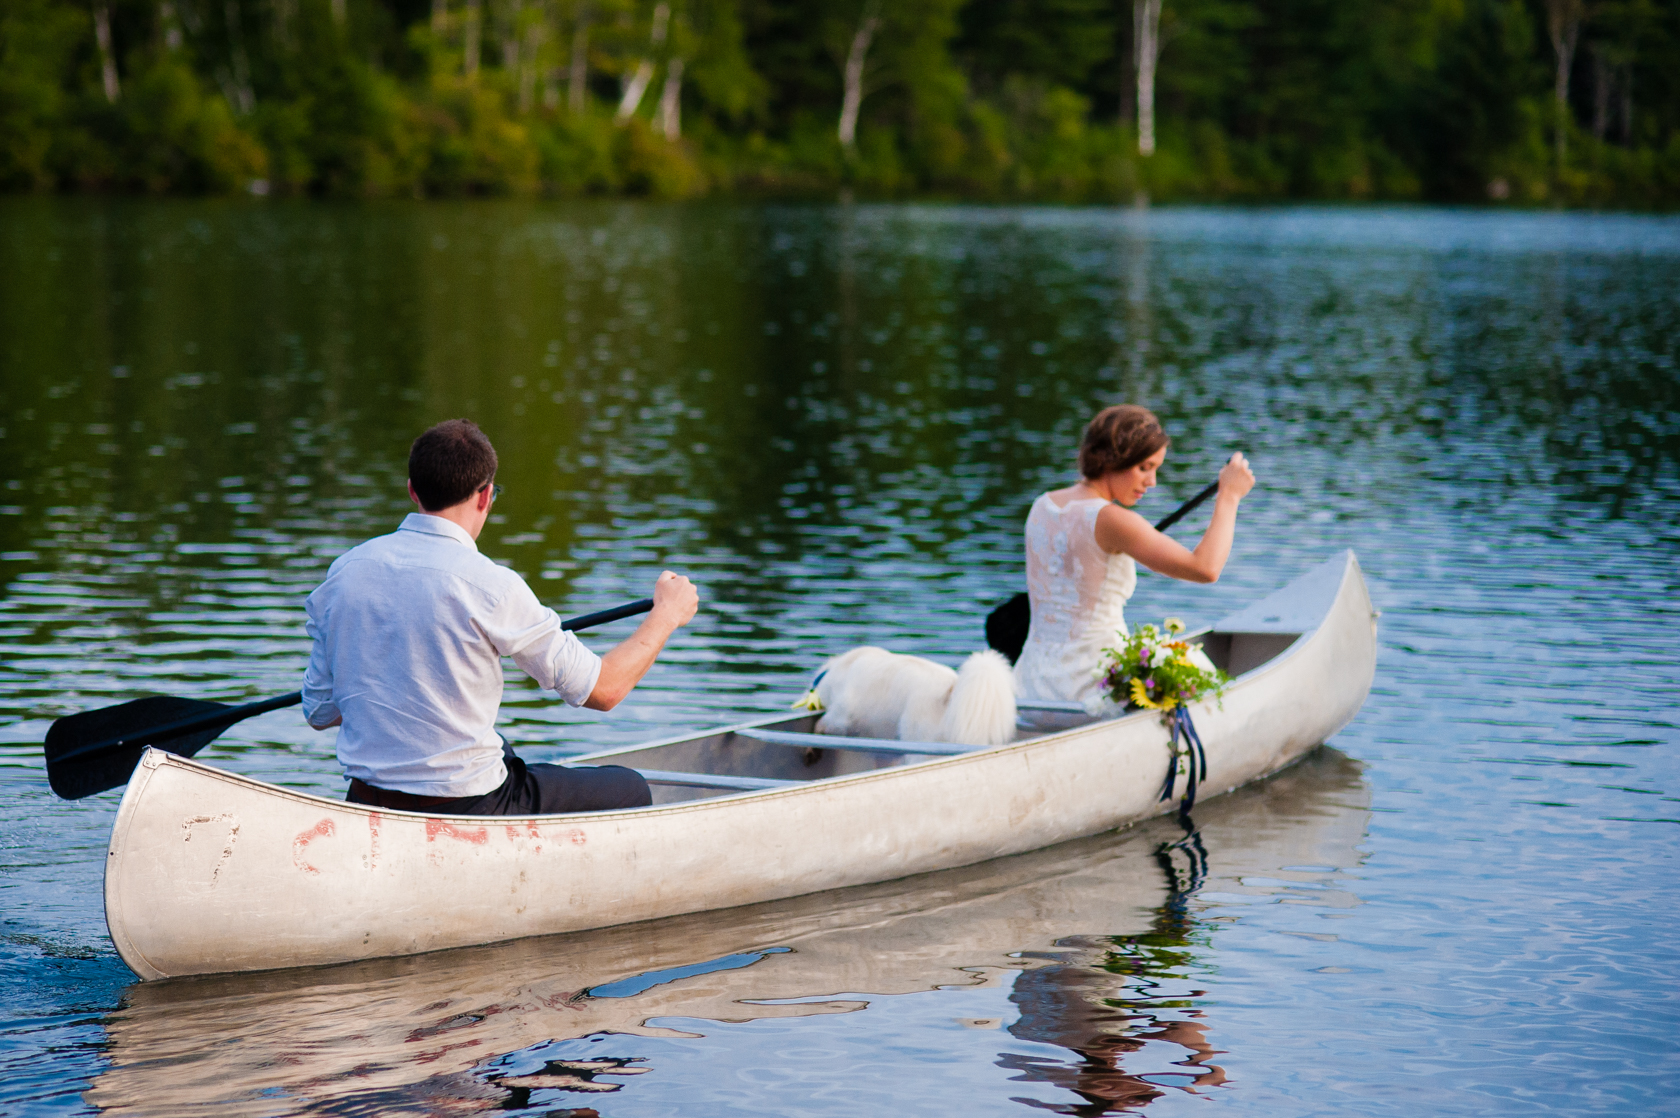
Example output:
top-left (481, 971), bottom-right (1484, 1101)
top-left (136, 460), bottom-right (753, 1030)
top-left (111, 552), bottom-right (1356, 828)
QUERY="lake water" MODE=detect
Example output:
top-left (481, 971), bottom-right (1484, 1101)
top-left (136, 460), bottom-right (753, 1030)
top-left (1, 199), bottom-right (1676, 1116)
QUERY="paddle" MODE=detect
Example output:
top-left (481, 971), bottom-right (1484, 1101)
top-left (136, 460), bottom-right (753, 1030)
top-left (984, 480), bottom-right (1223, 664)
top-left (1148, 479), bottom-right (1221, 534)
top-left (42, 597), bottom-right (657, 801)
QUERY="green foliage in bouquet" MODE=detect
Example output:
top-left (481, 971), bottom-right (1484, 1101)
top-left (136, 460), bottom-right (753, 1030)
top-left (1097, 618), bottom-right (1230, 713)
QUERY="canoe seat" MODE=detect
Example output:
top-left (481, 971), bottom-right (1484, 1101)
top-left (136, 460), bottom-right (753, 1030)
top-left (736, 728), bottom-right (974, 756)
top-left (635, 769), bottom-right (799, 792)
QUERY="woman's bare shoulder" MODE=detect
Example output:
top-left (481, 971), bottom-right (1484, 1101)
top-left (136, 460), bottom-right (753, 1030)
top-left (1095, 502), bottom-right (1147, 525)
top-left (1094, 502), bottom-right (1149, 552)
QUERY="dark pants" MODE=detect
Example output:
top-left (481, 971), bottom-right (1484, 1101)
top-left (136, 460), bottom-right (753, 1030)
top-left (347, 744), bottom-right (650, 815)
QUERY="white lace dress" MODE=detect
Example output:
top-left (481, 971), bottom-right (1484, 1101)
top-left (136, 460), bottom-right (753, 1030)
top-left (1013, 494), bottom-right (1136, 705)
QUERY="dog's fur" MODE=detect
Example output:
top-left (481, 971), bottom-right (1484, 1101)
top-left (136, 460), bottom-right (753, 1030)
top-left (811, 646), bottom-right (1017, 746)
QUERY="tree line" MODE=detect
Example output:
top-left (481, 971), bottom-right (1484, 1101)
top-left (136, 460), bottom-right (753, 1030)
top-left (1, 0), bottom-right (1676, 205)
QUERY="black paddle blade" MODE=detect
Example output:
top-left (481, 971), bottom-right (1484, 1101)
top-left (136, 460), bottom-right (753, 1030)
top-left (985, 592), bottom-right (1031, 665)
top-left (45, 695), bottom-right (230, 800)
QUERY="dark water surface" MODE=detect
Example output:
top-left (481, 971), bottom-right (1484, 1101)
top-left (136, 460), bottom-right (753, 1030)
top-left (1, 200), bottom-right (1677, 1115)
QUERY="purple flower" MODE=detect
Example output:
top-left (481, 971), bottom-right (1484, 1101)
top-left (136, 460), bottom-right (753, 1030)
top-left (1145, 677), bottom-right (1155, 689)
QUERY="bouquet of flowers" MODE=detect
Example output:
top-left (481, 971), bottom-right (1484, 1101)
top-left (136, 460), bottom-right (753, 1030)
top-left (1095, 618), bottom-right (1229, 714)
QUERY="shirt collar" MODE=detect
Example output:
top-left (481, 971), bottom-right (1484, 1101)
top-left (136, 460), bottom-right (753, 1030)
top-left (398, 512), bottom-right (479, 552)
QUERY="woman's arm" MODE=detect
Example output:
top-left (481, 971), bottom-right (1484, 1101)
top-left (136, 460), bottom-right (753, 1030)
top-left (1094, 453), bottom-right (1254, 583)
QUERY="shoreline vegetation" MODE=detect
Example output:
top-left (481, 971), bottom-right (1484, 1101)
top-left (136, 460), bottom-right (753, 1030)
top-left (1, 0), bottom-right (1676, 207)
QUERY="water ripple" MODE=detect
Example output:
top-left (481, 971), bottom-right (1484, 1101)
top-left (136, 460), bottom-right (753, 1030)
top-left (1, 200), bottom-right (1677, 1116)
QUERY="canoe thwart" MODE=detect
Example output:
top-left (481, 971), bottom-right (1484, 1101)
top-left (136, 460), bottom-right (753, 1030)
top-left (635, 769), bottom-right (799, 792)
top-left (1015, 699), bottom-right (1086, 714)
top-left (737, 728), bottom-right (975, 756)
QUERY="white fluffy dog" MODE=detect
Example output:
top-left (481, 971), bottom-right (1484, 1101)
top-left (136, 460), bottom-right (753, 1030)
top-left (803, 647), bottom-right (1018, 747)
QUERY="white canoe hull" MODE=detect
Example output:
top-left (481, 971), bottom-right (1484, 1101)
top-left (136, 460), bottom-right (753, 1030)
top-left (87, 749), bottom-right (1371, 1115)
top-left (105, 551), bottom-right (1377, 979)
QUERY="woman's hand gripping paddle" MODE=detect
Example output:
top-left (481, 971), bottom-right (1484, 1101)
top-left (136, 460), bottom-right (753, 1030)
top-left (41, 597), bottom-right (656, 800)
top-left (984, 480), bottom-right (1222, 664)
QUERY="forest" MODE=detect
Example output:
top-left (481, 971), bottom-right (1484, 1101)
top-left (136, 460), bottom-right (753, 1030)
top-left (1, 0), bottom-right (1676, 205)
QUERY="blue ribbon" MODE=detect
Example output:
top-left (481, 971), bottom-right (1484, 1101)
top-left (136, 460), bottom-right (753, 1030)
top-left (1157, 704), bottom-right (1209, 825)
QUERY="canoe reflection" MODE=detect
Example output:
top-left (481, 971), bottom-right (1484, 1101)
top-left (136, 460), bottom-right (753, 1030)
top-left (87, 747), bottom-right (1368, 1116)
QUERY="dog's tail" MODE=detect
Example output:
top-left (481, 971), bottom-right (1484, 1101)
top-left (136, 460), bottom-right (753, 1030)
top-left (939, 649), bottom-right (1018, 746)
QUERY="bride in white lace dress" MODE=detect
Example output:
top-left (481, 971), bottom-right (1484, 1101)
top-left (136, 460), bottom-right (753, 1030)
top-left (1013, 405), bottom-right (1255, 706)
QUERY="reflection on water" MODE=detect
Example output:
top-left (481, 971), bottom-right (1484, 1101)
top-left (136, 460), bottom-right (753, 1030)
top-left (1005, 833), bottom-right (1225, 1113)
top-left (84, 749), bottom-right (1368, 1116)
top-left (2, 200), bottom-right (1678, 1116)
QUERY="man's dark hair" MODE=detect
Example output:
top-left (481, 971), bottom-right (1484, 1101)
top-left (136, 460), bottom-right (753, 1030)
top-left (408, 419), bottom-right (497, 511)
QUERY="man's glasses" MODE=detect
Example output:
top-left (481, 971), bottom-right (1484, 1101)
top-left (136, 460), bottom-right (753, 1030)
top-left (481, 482), bottom-right (503, 502)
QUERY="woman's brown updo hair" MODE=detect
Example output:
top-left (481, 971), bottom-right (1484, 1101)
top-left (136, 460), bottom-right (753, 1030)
top-left (1078, 405), bottom-right (1169, 479)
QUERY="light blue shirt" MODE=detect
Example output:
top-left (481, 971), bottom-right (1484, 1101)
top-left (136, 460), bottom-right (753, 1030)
top-left (303, 513), bottom-right (602, 796)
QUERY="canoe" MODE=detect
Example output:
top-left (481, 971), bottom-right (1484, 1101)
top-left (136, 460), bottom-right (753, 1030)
top-left (87, 748), bottom-right (1371, 1115)
top-left (103, 550), bottom-right (1377, 979)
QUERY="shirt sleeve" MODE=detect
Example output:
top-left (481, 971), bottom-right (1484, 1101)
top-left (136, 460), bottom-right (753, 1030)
top-left (301, 591), bottom-right (342, 729)
top-left (489, 576), bottom-right (604, 706)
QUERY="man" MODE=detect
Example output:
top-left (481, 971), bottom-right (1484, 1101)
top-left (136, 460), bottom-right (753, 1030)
top-left (302, 418), bottom-right (698, 815)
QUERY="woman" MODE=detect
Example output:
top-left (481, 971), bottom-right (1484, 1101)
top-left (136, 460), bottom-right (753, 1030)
top-left (1013, 405), bottom-right (1255, 705)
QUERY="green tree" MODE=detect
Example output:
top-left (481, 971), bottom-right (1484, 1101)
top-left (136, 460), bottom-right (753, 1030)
top-left (0, 0), bottom-right (87, 187)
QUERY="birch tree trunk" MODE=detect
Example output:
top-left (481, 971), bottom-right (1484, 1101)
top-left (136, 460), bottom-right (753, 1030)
top-left (1546, 0), bottom-right (1583, 161)
top-left (431, 0), bottom-right (446, 38)
top-left (656, 56), bottom-right (682, 139)
top-left (837, 7), bottom-right (879, 150)
top-left (464, 0), bottom-right (481, 79)
top-left (331, 0), bottom-right (345, 27)
top-left (159, 0), bottom-right (184, 50)
top-left (1134, 0), bottom-right (1162, 156)
top-left (94, 1), bottom-right (120, 102)
top-left (520, 18), bottom-right (543, 112)
top-left (617, 59), bottom-right (654, 118)
top-left (224, 0), bottom-right (254, 111)
top-left (502, 0), bottom-right (522, 72)
top-left (1619, 64), bottom-right (1632, 144)
top-left (1591, 47), bottom-right (1611, 140)
top-left (567, 11), bottom-right (589, 114)
top-left (615, 2), bottom-right (667, 122)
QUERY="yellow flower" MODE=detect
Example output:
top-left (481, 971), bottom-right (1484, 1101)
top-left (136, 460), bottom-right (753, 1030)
top-left (1129, 677), bottom-right (1162, 710)
top-left (790, 690), bottom-right (825, 712)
